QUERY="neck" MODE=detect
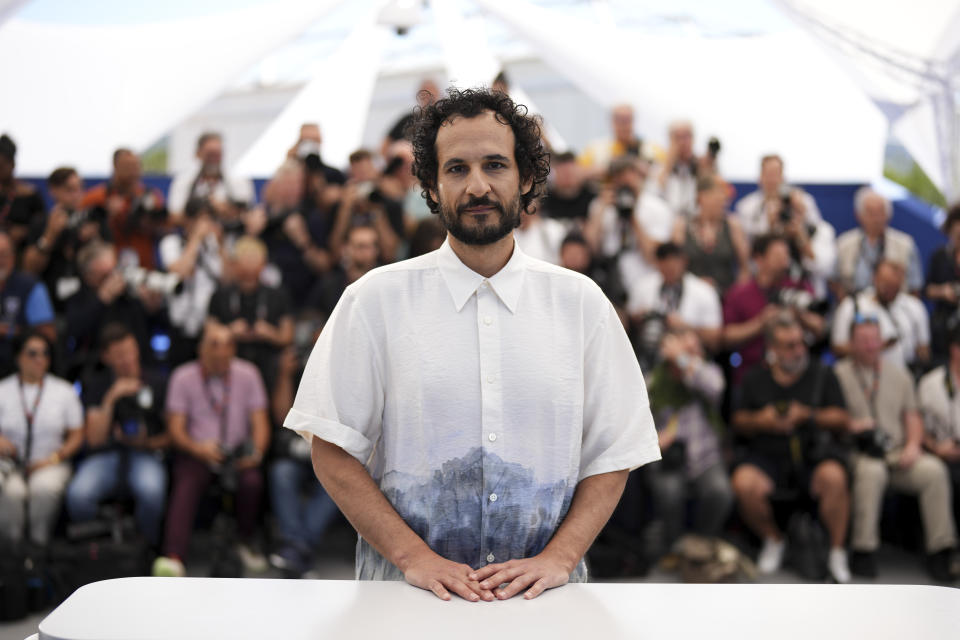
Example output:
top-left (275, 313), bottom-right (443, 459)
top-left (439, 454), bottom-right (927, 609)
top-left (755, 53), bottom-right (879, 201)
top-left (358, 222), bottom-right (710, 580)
top-left (771, 365), bottom-right (800, 387)
top-left (855, 357), bottom-right (879, 371)
top-left (864, 229), bottom-right (883, 243)
top-left (448, 234), bottom-right (515, 279)
top-left (755, 270), bottom-right (777, 289)
top-left (20, 371), bottom-right (43, 385)
top-left (237, 279), bottom-right (259, 294)
top-left (202, 361), bottom-right (229, 378)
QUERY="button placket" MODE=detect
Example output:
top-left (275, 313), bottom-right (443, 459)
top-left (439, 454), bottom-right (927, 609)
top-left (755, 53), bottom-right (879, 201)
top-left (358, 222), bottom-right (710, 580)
top-left (476, 282), bottom-right (503, 563)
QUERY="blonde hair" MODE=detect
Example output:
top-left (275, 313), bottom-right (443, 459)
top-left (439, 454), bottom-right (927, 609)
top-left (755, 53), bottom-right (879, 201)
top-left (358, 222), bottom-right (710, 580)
top-left (232, 235), bottom-right (268, 262)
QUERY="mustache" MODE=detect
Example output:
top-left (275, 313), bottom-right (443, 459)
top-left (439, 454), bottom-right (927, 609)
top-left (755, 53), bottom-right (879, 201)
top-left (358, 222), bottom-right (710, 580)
top-left (457, 196), bottom-right (504, 216)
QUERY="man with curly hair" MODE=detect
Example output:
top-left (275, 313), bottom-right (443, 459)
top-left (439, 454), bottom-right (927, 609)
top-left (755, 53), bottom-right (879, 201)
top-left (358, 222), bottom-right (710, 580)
top-left (285, 88), bottom-right (659, 601)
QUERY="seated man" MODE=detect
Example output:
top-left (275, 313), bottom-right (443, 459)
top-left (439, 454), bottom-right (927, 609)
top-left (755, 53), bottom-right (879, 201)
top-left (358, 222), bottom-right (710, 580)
top-left (153, 323), bottom-right (270, 577)
top-left (0, 230), bottom-right (56, 378)
top-left (66, 324), bottom-right (169, 547)
top-left (918, 324), bottom-right (960, 525)
top-left (627, 242), bottom-right (722, 360)
top-left (835, 318), bottom-right (958, 581)
top-left (731, 311), bottom-right (851, 582)
top-left (640, 328), bottom-right (732, 558)
top-left (832, 259), bottom-right (930, 370)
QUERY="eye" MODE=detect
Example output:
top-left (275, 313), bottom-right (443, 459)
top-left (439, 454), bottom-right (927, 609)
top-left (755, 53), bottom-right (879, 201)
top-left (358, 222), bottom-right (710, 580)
top-left (486, 161), bottom-right (506, 170)
top-left (446, 165), bottom-right (466, 175)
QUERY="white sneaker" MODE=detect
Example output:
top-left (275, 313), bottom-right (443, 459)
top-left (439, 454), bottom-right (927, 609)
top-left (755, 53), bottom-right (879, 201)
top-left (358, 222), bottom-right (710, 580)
top-left (828, 548), bottom-right (851, 584)
top-left (236, 543), bottom-right (269, 573)
top-left (757, 538), bottom-right (786, 574)
top-left (152, 556), bottom-right (186, 577)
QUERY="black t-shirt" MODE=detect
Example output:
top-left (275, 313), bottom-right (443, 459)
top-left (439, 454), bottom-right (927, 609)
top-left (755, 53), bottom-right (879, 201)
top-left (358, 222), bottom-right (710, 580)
top-left (0, 187), bottom-right (45, 229)
top-left (27, 209), bottom-right (110, 311)
top-left (734, 362), bottom-right (846, 459)
top-left (305, 266), bottom-right (349, 319)
top-left (82, 368), bottom-right (168, 446)
top-left (540, 185), bottom-right (596, 221)
top-left (207, 283), bottom-right (291, 379)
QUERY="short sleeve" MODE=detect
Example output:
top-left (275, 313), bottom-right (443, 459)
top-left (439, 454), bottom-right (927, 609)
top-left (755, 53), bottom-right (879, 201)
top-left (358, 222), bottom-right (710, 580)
top-left (579, 300), bottom-right (660, 480)
top-left (819, 368), bottom-right (846, 410)
top-left (158, 234), bottom-right (184, 271)
top-left (901, 369), bottom-right (919, 413)
top-left (165, 366), bottom-right (191, 415)
top-left (694, 279), bottom-right (722, 328)
top-left (283, 288), bottom-right (386, 465)
top-left (207, 287), bottom-right (230, 323)
top-left (244, 364), bottom-right (268, 412)
top-left (63, 383), bottom-right (84, 429)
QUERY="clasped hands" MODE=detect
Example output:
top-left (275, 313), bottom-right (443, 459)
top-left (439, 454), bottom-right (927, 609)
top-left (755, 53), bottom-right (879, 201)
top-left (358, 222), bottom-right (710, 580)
top-left (403, 548), bottom-right (571, 602)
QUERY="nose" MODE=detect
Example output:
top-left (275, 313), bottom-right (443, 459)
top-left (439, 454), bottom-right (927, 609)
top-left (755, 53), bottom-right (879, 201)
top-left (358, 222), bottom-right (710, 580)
top-left (464, 167), bottom-right (491, 198)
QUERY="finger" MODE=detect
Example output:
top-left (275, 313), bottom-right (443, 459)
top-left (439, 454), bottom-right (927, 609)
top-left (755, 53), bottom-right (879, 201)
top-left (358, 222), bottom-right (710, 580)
top-left (470, 563), bottom-right (506, 582)
top-left (479, 567), bottom-right (524, 590)
top-left (442, 578), bottom-right (480, 602)
top-left (496, 573), bottom-right (538, 600)
top-left (427, 580), bottom-right (452, 601)
top-left (524, 577), bottom-right (549, 600)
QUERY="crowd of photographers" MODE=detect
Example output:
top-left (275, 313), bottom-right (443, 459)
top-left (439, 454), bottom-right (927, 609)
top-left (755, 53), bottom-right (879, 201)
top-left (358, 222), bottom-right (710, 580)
top-left (2, 79), bottom-right (960, 587)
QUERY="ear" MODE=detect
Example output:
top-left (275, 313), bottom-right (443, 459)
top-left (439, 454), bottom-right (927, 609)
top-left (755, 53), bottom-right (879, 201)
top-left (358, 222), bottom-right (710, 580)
top-left (520, 175), bottom-right (534, 198)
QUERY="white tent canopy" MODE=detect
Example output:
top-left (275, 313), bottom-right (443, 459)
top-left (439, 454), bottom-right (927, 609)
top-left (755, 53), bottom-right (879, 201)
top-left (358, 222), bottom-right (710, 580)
top-left (0, 0), bottom-right (954, 189)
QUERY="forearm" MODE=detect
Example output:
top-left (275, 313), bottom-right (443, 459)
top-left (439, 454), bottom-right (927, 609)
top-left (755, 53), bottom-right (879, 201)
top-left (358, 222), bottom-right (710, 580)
top-left (723, 316), bottom-right (764, 349)
top-left (904, 411), bottom-right (925, 449)
top-left (539, 469), bottom-right (628, 572)
top-left (22, 245), bottom-right (51, 275)
top-left (814, 407), bottom-right (849, 432)
top-left (732, 409), bottom-right (776, 435)
top-left (311, 437), bottom-right (433, 572)
top-left (57, 428), bottom-right (85, 461)
top-left (86, 403), bottom-right (115, 448)
top-left (272, 374), bottom-right (294, 426)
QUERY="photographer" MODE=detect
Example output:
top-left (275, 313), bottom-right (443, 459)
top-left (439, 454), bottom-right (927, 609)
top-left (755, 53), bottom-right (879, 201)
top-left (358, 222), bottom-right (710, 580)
top-left (153, 323), bottom-right (270, 577)
top-left (81, 149), bottom-right (167, 271)
top-left (832, 259), bottom-right (930, 370)
top-left (167, 132), bottom-right (254, 221)
top-left (924, 204), bottom-right (960, 360)
top-left (734, 155), bottom-right (824, 238)
top-left (23, 167), bottom-right (108, 312)
top-left (159, 198), bottom-right (226, 368)
top-left (583, 155), bottom-right (675, 287)
top-left (640, 328), bottom-right (732, 559)
top-left (65, 324), bottom-right (169, 547)
top-left (656, 120), bottom-right (700, 217)
top-left (723, 234), bottom-right (824, 384)
top-left (64, 241), bottom-right (165, 379)
top-left (731, 311), bottom-right (851, 582)
top-left (834, 317), bottom-right (957, 581)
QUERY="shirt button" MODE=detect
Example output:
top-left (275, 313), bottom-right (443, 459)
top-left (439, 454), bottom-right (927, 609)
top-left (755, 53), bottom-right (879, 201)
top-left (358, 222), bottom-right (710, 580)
top-left (486, 375), bottom-right (495, 384)
top-left (483, 315), bottom-right (493, 325)
top-left (489, 493), bottom-right (498, 502)
top-left (487, 553), bottom-right (495, 563)
top-left (488, 433), bottom-right (497, 442)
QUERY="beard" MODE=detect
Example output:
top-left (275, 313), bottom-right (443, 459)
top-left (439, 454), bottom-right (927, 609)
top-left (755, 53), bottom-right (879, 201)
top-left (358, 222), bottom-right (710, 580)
top-left (779, 350), bottom-right (809, 376)
top-left (438, 193), bottom-right (522, 246)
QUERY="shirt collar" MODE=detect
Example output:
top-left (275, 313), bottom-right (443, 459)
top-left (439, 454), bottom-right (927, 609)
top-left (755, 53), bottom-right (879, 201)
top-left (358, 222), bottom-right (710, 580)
top-left (436, 236), bottom-right (527, 314)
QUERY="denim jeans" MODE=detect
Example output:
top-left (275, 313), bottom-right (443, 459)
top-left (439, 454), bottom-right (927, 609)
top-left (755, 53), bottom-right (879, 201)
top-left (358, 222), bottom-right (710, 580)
top-left (66, 449), bottom-right (168, 546)
top-left (269, 457), bottom-right (338, 550)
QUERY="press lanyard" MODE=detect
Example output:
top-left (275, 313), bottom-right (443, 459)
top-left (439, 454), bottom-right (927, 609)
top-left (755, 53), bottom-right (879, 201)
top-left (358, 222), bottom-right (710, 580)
top-left (203, 372), bottom-right (231, 444)
top-left (18, 376), bottom-right (45, 468)
top-left (852, 363), bottom-right (880, 421)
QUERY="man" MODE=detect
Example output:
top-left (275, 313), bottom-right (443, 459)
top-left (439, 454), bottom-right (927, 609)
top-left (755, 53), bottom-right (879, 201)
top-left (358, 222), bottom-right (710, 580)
top-left (305, 223), bottom-right (380, 322)
top-left (167, 132), bottom-right (255, 219)
top-left (23, 167), bottom-right (108, 311)
top-left (66, 324), bottom-right (169, 547)
top-left (153, 323), bottom-right (270, 577)
top-left (539, 151), bottom-right (595, 222)
top-left (731, 311), bottom-right (852, 583)
top-left (559, 231), bottom-right (627, 312)
top-left (918, 324), bottom-right (960, 525)
top-left (734, 155), bottom-right (824, 239)
top-left (578, 104), bottom-right (644, 178)
top-left (0, 133), bottom-right (46, 251)
top-left (285, 88), bottom-right (659, 601)
top-left (835, 318), bottom-right (957, 581)
top-left (513, 206), bottom-right (567, 265)
top-left (723, 234), bottom-right (823, 384)
top-left (834, 187), bottom-right (923, 297)
top-left (831, 259), bottom-right (930, 369)
top-left (584, 155), bottom-right (675, 287)
top-left (656, 120), bottom-right (698, 218)
top-left (0, 231), bottom-right (56, 378)
top-left (627, 242), bottom-right (722, 357)
top-left (287, 123), bottom-right (346, 186)
top-left (207, 236), bottom-right (293, 390)
top-left (82, 149), bottom-right (167, 270)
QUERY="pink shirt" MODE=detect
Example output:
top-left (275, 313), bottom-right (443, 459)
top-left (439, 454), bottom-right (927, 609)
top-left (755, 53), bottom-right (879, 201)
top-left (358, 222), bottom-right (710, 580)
top-left (166, 359), bottom-right (267, 449)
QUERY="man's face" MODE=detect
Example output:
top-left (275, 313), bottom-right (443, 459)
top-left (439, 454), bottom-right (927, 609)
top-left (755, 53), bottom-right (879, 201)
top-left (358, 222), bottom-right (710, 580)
top-left (200, 325), bottom-right (235, 376)
top-left (234, 253), bottom-right (265, 287)
top-left (697, 181), bottom-right (728, 215)
top-left (760, 158), bottom-right (783, 194)
top-left (858, 194), bottom-right (888, 237)
top-left (771, 325), bottom-right (808, 375)
top-left (197, 138), bottom-right (223, 172)
top-left (758, 240), bottom-right (790, 280)
top-left (560, 242), bottom-right (591, 273)
top-left (552, 160), bottom-right (580, 191)
top-left (103, 336), bottom-right (140, 378)
top-left (658, 254), bottom-right (686, 285)
top-left (432, 111), bottom-right (529, 246)
top-left (350, 157), bottom-right (378, 183)
top-left (114, 153), bottom-right (141, 186)
top-left (346, 227), bottom-right (379, 272)
top-left (611, 106), bottom-right (633, 143)
top-left (612, 166), bottom-right (642, 193)
top-left (670, 124), bottom-right (694, 160)
top-left (0, 234), bottom-right (13, 280)
top-left (851, 322), bottom-right (883, 365)
top-left (874, 263), bottom-right (903, 304)
top-left (85, 250), bottom-right (118, 288)
top-left (52, 173), bottom-right (84, 211)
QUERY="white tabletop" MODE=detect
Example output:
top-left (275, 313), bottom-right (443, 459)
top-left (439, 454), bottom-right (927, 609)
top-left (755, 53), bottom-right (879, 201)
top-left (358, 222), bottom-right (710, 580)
top-left (37, 577), bottom-right (960, 640)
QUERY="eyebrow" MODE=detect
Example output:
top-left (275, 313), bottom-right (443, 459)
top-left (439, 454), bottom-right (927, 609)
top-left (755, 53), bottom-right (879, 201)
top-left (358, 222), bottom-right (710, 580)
top-left (442, 154), bottom-right (511, 170)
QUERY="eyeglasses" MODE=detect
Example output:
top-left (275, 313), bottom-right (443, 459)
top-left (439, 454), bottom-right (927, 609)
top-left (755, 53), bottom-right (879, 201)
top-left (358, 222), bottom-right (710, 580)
top-left (24, 348), bottom-right (50, 359)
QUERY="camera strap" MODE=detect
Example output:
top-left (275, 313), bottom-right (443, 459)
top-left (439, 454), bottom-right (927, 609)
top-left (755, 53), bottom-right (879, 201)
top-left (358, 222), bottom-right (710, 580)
top-left (202, 370), bottom-right (231, 445)
top-left (18, 375), bottom-right (45, 471)
top-left (852, 362), bottom-right (880, 422)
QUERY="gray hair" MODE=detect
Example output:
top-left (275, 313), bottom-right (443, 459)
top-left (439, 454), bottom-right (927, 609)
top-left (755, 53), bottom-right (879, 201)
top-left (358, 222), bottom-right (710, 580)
top-left (854, 186), bottom-right (892, 220)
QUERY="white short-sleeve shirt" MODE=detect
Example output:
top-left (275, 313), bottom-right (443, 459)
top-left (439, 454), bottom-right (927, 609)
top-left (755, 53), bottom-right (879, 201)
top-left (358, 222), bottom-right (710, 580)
top-left (0, 374), bottom-right (83, 465)
top-left (831, 289), bottom-right (930, 367)
top-left (285, 239), bottom-right (660, 578)
top-left (626, 271), bottom-right (722, 329)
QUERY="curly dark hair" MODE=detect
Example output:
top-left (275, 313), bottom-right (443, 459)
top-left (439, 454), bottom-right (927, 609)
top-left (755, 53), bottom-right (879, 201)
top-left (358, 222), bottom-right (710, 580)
top-left (407, 87), bottom-right (550, 216)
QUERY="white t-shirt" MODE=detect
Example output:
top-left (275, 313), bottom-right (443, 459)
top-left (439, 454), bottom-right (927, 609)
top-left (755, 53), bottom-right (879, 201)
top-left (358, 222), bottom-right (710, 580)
top-left (167, 168), bottom-right (255, 215)
top-left (597, 191), bottom-right (676, 285)
top-left (0, 374), bottom-right (83, 465)
top-left (734, 188), bottom-right (823, 239)
top-left (831, 289), bottom-right (930, 367)
top-left (284, 239), bottom-right (660, 579)
top-left (158, 233), bottom-right (223, 337)
top-left (626, 272), bottom-right (722, 329)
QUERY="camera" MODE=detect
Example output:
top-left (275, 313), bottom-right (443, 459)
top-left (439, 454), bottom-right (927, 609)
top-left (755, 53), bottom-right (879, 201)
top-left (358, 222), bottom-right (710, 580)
top-left (123, 266), bottom-right (183, 296)
top-left (770, 286), bottom-right (814, 312)
top-left (707, 137), bottom-right (721, 159)
top-left (614, 185), bottom-right (637, 221)
top-left (856, 429), bottom-right (890, 458)
top-left (777, 184), bottom-right (794, 224)
top-left (217, 442), bottom-right (257, 491)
